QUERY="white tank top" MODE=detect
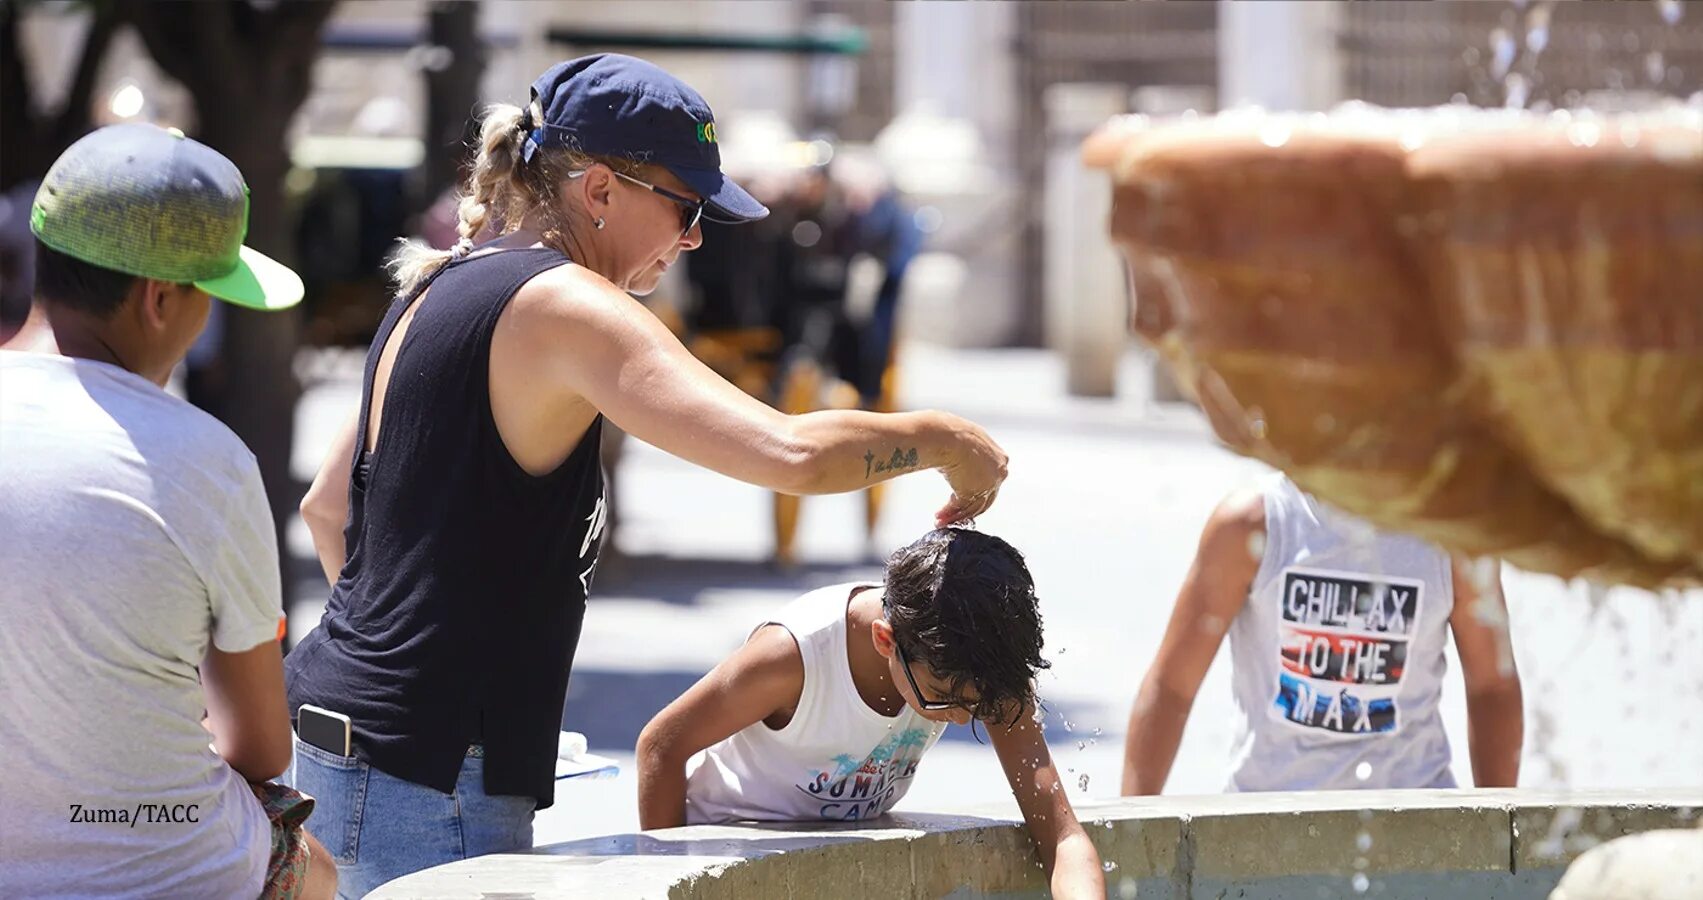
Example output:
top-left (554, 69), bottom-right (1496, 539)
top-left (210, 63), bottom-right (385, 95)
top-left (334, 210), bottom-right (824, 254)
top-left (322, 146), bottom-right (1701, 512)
top-left (1225, 475), bottom-right (1457, 792)
top-left (684, 584), bottom-right (948, 824)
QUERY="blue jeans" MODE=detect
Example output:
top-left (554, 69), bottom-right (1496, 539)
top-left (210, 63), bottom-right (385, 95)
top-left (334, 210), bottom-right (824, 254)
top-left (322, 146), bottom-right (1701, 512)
top-left (289, 739), bottom-right (536, 899)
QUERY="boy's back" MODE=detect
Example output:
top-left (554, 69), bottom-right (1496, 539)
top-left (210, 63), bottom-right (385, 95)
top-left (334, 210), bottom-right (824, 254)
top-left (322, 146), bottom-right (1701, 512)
top-left (686, 583), bottom-right (946, 824)
top-left (0, 351), bottom-right (281, 897)
top-left (1226, 474), bottom-right (1457, 791)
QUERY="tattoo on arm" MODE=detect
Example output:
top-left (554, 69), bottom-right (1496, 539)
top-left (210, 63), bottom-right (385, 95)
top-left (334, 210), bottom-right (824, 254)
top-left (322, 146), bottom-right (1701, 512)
top-left (863, 447), bottom-right (920, 480)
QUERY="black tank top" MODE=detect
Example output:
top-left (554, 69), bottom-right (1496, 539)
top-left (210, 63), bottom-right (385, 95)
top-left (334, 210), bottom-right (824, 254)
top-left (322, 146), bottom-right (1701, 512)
top-left (286, 247), bottom-right (606, 807)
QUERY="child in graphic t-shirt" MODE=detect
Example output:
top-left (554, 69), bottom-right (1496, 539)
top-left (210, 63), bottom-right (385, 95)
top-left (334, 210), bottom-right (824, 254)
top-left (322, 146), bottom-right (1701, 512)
top-left (637, 528), bottom-right (1104, 899)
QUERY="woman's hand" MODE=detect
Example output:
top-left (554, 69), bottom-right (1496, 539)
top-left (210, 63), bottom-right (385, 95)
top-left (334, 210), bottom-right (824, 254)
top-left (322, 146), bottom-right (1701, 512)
top-left (934, 415), bottom-right (1008, 526)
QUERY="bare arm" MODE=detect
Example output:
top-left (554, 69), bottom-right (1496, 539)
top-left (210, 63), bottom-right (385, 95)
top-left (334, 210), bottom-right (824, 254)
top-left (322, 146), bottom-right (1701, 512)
top-left (989, 704), bottom-right (1105, 899)
top-left (1449, 559), bottom-right (1523, 787)
top-left (635, 625), bottom-right (805, 829)
top-left (202, 641), bottom-right (293, 782)
top-left (511, 267), bottom-right (1007, 525)
top-left (1121, 491), bottom-right (1263, 795)
top-left (300, 410), bottom-right (357, 586)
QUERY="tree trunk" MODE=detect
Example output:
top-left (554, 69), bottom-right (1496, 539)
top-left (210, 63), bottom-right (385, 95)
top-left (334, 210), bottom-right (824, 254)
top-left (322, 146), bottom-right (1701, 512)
top-left (198, 108), bottom-right (305, 539)
top-left (417, 0), bottom-right (486, 218)
top-left (1, 1), bottom-right (122, 191)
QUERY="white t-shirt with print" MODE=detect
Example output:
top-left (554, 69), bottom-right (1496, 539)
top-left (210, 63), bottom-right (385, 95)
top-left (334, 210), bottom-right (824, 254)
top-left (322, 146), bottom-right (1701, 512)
top-left (0, 351), bottom-right (279, 899)
top-left (685, 583), bottom-right (948, 824)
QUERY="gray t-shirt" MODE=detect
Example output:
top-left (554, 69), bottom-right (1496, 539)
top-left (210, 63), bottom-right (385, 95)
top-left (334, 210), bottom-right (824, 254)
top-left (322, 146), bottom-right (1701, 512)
top-left (0, 351), bottom-right (279, 898)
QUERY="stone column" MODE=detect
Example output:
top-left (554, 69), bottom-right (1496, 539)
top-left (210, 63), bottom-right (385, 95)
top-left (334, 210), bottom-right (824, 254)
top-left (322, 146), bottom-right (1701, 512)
top-left (1217, 0), bottom-right (1343, 111)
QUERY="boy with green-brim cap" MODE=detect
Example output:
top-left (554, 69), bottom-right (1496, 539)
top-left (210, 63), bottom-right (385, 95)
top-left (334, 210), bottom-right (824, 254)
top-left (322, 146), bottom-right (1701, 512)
top-left (0, 123), bottom-right (336, 899)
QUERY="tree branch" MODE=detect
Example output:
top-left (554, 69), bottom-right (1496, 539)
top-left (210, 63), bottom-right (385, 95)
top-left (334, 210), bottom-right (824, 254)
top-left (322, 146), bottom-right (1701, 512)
top-left (267, 0), bottom-right (336, 52)
top-left (50, 3), bottom-right (121, 146)
top-left (118, 0), bottom-right (238, 99)
top-left (0, 0), bottom-right (35, 189)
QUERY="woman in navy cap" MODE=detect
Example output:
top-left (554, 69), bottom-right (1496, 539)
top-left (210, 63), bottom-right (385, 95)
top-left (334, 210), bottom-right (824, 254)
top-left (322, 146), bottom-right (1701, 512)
top-left (284, 54), bottom-right (1008, 894)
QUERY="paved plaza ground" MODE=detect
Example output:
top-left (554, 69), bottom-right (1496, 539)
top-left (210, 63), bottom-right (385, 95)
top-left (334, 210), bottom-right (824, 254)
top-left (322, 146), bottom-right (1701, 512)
top-left (284, 343), bottom-right (1703, 846)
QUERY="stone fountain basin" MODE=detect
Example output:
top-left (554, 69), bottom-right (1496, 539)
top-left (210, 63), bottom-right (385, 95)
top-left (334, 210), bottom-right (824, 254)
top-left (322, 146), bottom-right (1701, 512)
top-left (1084, 103), bottom-right (1703, 589)
top-left (368, 788), bottom-right (1701, 899)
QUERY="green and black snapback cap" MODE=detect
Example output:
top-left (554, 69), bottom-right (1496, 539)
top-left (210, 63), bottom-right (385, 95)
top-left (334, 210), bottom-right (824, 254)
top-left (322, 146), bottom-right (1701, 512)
top-left (31, 122), bottom-right (302, 310)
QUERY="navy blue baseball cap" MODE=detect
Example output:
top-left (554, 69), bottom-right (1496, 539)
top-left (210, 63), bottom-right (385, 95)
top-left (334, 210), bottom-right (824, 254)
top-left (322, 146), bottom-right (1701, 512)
top-left (523, 54), bottom-right (768, 225)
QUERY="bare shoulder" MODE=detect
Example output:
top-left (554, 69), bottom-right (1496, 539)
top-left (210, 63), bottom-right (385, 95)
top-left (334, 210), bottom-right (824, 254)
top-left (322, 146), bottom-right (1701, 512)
top-left (504, 260), bottom-right (667, 346)
top-left (507, 260), bottom-right (621, 320)
top-left (1208, 486), bottom-right (1267, 537)
top-left (735, 623), bottom-right (806, 683)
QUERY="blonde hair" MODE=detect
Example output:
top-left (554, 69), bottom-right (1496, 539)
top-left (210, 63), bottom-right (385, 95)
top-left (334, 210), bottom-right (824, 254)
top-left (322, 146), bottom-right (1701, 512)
top-left (387, 101), bottom-right (649, 297)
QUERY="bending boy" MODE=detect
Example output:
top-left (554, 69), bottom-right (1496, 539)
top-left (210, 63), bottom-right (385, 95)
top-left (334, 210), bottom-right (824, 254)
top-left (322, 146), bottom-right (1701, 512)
top-left (638, 529), bottom-right (1104, 899)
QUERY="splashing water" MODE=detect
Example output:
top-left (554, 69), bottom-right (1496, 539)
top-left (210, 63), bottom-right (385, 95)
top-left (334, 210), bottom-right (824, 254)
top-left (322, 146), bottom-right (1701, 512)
top-left (1524, 3), bottom-right (1551, 55)
top-left (1352, 873), bottom-right (1371, 893)
top-left (1504, 73), bottom-right (1531, 110)
top-left (1490, 27), bottom-right (1518, 80)
top-left (1646, 51), bottom-right (1667, 85)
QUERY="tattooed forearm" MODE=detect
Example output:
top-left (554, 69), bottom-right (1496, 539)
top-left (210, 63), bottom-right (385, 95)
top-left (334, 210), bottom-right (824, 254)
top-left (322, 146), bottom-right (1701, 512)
top-left (863, 447), bottom-right (920, 480)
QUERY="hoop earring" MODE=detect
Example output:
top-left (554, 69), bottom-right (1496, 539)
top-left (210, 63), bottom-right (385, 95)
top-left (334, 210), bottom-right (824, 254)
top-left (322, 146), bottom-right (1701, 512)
top-left (594, 217), bottom-right (606, 230)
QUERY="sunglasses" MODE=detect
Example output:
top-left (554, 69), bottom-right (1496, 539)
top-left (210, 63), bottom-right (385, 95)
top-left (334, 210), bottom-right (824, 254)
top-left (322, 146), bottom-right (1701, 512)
top-left (892, 640), bottom-right (961, 712)
top-left (566, 167), bottom-right (707, 239)
top-left (611, 170), bottom-right (706, 239)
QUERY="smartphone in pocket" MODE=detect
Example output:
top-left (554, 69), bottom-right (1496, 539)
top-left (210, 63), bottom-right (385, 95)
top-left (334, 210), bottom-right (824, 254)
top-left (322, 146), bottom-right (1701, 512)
top-left (297, 704), bottom-right (352, 757)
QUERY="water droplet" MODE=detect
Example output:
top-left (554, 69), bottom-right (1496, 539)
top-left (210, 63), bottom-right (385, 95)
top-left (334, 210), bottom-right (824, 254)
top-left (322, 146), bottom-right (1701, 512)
top-left (1247, 529), bottom-right (1267, 561)
top-left (1489, 27), bottom-right (1517, 80)
top-left (1105, 820), bottom-right (1115, 830)
top-left (1359, 809), bottom-right (1375, 823)
top-left (1354, 856), bottom-right (1369, 871)
top-left (1658, 0), bottom-right (1683, 25)
top-left (1258, 121), bottom-right (1292, 148)
top-left (1307, 824), bottom-right (1320, 838)
top-left (1525, 20), bottom-right (1549, 56)
top-left (1646, 51), bottom-right (1666, 85)
top-left (1077, 740), bottom-right (1087, 751)
top-left (1355, 761), bottom-right (1373, 782)
top-left (1357, 831), bottom-right (1373, 852)
top-left (1118, 877), bottom-right (1139, 900)
top-left (1057, 646), bottom-right (1067, 655)
top-left (1103, 860), bottom-right (1119, 872)
top-left (1032, 706), bottom-right (1045, 725)
top-left (1352, 873), bottom-right (1371, 893)
top-left (1078, 773), bottom-right (1091, 792)
top-left (1504, 72), bottom-right (1530, 110)
top-left (1093, 727), bottom-right (1103, 737)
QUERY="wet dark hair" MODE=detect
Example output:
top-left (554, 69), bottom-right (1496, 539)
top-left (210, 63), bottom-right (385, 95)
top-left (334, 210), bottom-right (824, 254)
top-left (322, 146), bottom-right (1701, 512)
top-left (883, 528), bottom-right (1049, 727)
top-left (33, 239), bottom-right (138, 319)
